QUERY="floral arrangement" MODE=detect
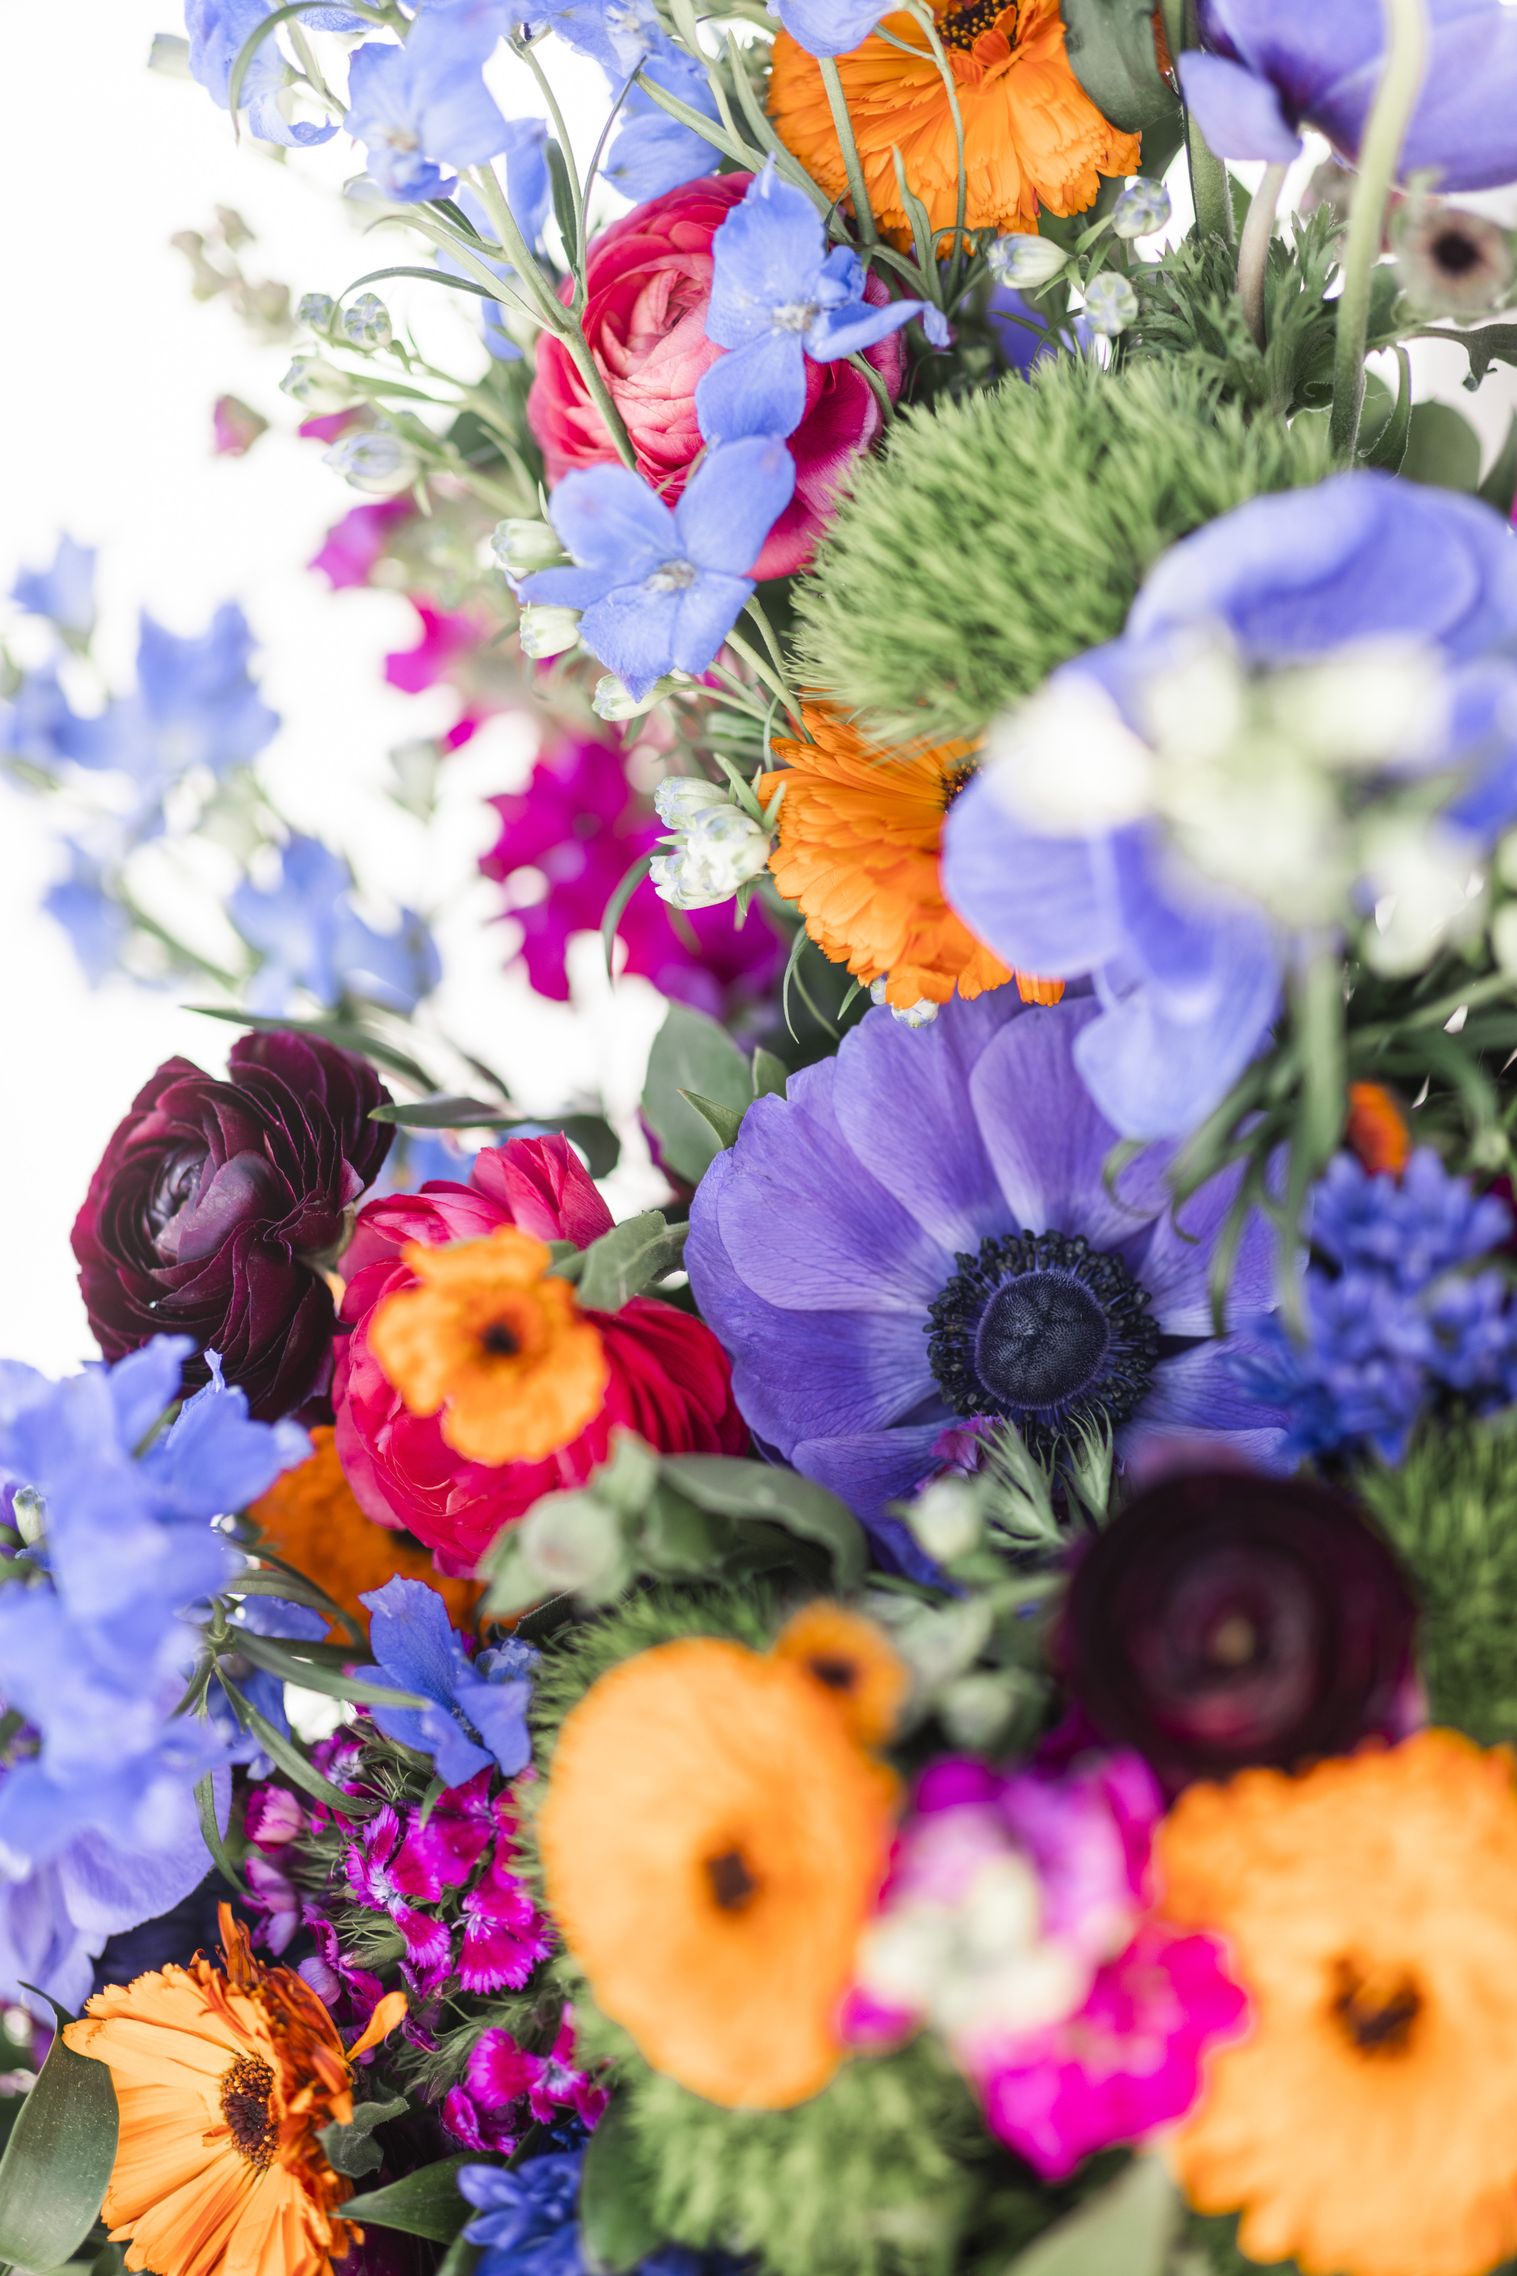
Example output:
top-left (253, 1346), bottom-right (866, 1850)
top-left (6, 2), bottom-right (1517, 2275)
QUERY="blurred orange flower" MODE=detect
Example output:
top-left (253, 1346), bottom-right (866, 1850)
top-left (772, 1601), bottom-right (911, 1746)
top-left (1158, 1730), bottom-right (1517, 2276)
top-left (250, 1425), bottom-right (480, 1632)
top-left (769, 0), bottom-right (1139, 250)
top-left (539, 1636), bottom-right (896, 2108)
top-left (370, 1226), bottom-right (608, 1466)
top-left (64, 1906), bottom-right (404, 2276)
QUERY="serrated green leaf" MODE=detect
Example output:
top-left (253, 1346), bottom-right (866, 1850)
top-left (338, 2155), bottom-right (473, 2241)
top-left (0, 1999), bottom-right (118, 2268)
top-left (574, 1213), bottom-right (688, 1311)
top-left (680, 1089), bottom-right (745, 1149)
top-left (1006, 2154), bottom-right (1178, 2275)
top-left (658, 1456), bottom-right (866, 1588)
top-left (642, 1004), bottom-right (752, 1185)
top-left (579, 2099), bottom-right (662, 2276)
top-left (1061, 0), bottom-right (1177, 131)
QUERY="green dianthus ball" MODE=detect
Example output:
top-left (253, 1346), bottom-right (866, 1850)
top-left (790, 355), bottom-right (1331, 746)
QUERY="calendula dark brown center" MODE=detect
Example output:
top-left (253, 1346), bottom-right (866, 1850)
top-left (936, 0), bottom-right (1012, 46)
top-left (808, 1653), bottom-right (860, 1691)
top-left (1331, 1961), bottom-right (1422, 2057)
top-left (481, 1321), bottom-right (520, 1356)
top-left (706, 1847), bottom-right (760, 1912)
top-left (220, 2053), bottom-right (278, 2169)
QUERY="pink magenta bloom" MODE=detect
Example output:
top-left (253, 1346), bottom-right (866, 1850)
top-left (526, 174), bottom-right (904, 579)
top-left (385, 600), bottom-right (494, 695)
top-left (309, 499), bottom-right (412, 590)
top-left (212, 394), bottom-right (267, 457)
top-left (482, 735), bottom-right (784, 1015)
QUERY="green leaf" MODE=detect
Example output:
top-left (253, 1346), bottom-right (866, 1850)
top-left (750, 1046), bottom-right (789, 1101)
top-left (1061, 0), bottom-right (1177, 131)
top-left (195, 1770), bottom-right (248, 1898)
top-left (578, 2099), bottom-right (663, 2276)
top-left (219, 1681), bottom-right (377, 1818)
top-left (680, 1090), bottom-right (745, 1150)
top-left (319, 2094), bottom-right (411, 2180)
top-left (0, 1998), bottom-right (119, 2269)
top-left (338, 2155), bottom-right (474, 2241)
top-left (189, 1006), bottom-right (435, 1092)
top-left (575, 1213), bottom-right (688, 1311)
top-left (640, 1483), bottom-right (727, 1575)
top-left (544, 135), bottom-right (580, 266)
top-left (1361, 345), bottom-right (1412, 473)
top-left (1005, 2155), bottom-right (1179, 2276)
top-left (658, 1456), bottom-right (867, 1588)
top-left (1480, 407), bottom-right (1517, 512)
top-left (642, 1005), bottom-right (752, 1185)
top-left (602, 853), bottom-right (654, 982)
top-left (1413, 320), bottom-right (1517, 389)
top-left (368, 1100), bottom-right (620, 1178)
top-left (1400, 399), bottom-right (1484, 494)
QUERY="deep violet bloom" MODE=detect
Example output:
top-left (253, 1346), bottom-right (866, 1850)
top-left (943, 473), bottom-right (1517, 1142)
top-left (333, 1136), bottom-right (746, 1572)
top-left (686, 992), bottom-right (1285, 1561)
top-left (1181, 0), bottom-right (1517, 191)
top-left (72, 1030), bottom-right (393, 1419)
top-left (1060, 1470), bottom-right (1419, 1792)
top-left (481, 736), bottom-right (784, 1015)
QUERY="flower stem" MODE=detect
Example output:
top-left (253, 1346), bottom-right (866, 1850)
top-left (1162, 0), bottom-right (1234, 246)
top-left (1237, 160), bottom-right (1288, 347)
top-left (819, 59), bottom-right (877, 245)
top-left (1329, 0), bottom-right (1431, 460)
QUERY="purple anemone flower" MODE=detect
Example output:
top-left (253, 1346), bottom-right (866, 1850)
top-left (1181, 0), bottom-right (1517, 191)
top-left (686, 991), bottom-right (1286, 1561)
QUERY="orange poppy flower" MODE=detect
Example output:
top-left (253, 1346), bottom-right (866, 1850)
top-left (771, 1601), bottom-right (911, 1746)
top-left (369, 1226), bottom-right (609, 1466)
top-left (769, 0), bottom-right (1140, 250)
top-left (1157, 1731), bottom-right (1517, 2276)
top-left (758, 706), bottom-right (1060, 1009)
top-left (250, 1425), bottom-right (481, 1633)
top-left (538, 1637), bottom-right (897, 2108)
top-left (63, 1906), bottom-right (405, 2276)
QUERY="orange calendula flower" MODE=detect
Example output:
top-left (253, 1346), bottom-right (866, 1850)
top-left (63, 1906), bottom-right (405, 2276)
top-left (772, 1601), bottom-right (911, 1746)
top-left (369, 1225), bottom-right (609, 1467)
top-left (1157, 1730), bottom-right (1517, 2276)
top-left (539, 1637), bottom-right (897, 2109)
top-left (250, 1424), bottom-right (480, 1633)
top-left (769, 0), bottom-right (1141, 250)
top-left (759, 707), bottom-right (1060, 1009)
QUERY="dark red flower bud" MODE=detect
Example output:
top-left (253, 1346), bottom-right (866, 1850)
top-left (1060, 1470), bottom-right (1418, 1789)
top-left (71, 1030), bottom-right (392, 1420)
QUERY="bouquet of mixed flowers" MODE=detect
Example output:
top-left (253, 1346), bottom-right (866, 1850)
top-left (7, 0), bottom-right (1517, 2271)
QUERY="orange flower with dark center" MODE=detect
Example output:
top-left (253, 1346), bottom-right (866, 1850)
top-left (758, 706), bottom-right (1061, 1008)
top-left (538, 1637), bottom-right (897, 2108)
top-left (769, 0), bottom-right (1141, 249)
top-left (772, 1601), bottom-right (911, 1746)
top-left (63, 1906), bottom-right (405, 2276)
top-left (251, 1425), bottom-right (481, 1632)
top-left (1157, 1731), bottom-right (1517, 2276)
top-left (369, 1226), bottom-right (609, 1466)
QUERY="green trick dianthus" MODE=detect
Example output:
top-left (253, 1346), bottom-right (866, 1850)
top-left (789, 354), bottom-right (1331, 746)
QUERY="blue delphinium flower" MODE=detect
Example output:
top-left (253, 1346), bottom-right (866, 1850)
top-left (230, 834), bottom-right (441, 1014)
top-left (521, 438), bottom-right (796, 699)
top-left (12, 535), bottom-right (96, 646)
top-left (1180, 0), bottom-right (1517, 190)
top-left (346, 13), bottom-right (513, 202)
top-left (0, 1337), bottom-right (306, 2009)
top-left (696, 164), bottom-right (946, 444)
top-left (1233, 1150), bottom-right (1517, 1463)
top-left (769, 0), bottom-right (887, 59)
top-left (687, 990), bottom-right (1286, 1567)
top-left (943, 472), bottom-right (1517, 1142)
top-left (42, 849), bottom-right (131, 985)
top-left (359, 1577), bottom-right (534, 1784)
top-left (605, 43), bottom-right (722, 201)
top-left (460, 2154), bottom-right (744, 2276)
top-left (66, 603), bottom-right (280, 826)
top-left (184, 0), bottom-right (345, 146)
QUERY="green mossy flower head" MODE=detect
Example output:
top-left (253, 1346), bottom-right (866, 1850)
top-left (790, 354), bottom-right (1332, 747)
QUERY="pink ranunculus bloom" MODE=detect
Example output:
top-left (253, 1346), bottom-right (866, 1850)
top-left (309, 499), bottom-right (413, 590)
top-left (332, 1134), bottom-right (747, 1574)
top-left (526, 174), bottom-right (905, 579)
top-left (482, 735), bottom-right (784, 1015)
top-left (384, 600), bottom-right (494, 696)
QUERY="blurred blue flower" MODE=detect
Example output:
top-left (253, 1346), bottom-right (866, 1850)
top-left (0, 664), bottom-right (92, 772)
top-left (229, 833), bottom-right (441, 1014)
top-left (43, 850), bottom-right (130, 985)
top-left (769, 0), bottom-right (885, 58)
top-left (536, 0), bottom-right (658, 74)
top-left (359, 1577), bottom-right (534, 1785)
top-left (697, 164), bottom-right (945, 443)
top-left (605, 43), bottom-right (721, 201)
top-left (184, 0), bottom-right (342, 146)
top-left (522, 438), bottom-right (796, 699)
top-left (346, 14), bottom-right (512, 201)
top-left (12, 535), bottom-right (96, 645)
top-left (460, 2152), bottom-right (750, 2276)
top-left (1233, 1150), bottom-right (1517, 1461)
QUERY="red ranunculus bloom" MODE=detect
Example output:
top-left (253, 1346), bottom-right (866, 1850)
top-left (332, 1136), bottom-right (747, 1574)
top-left (71, 1031), bottom-right (393, 1420)
top-left (526, 174), bottom-right (904, 580)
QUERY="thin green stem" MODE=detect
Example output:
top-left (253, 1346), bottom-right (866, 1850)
top-left (723, 629), bottom-right (804, 726)
top-left (1162, 0), bottom-right (1234, 246)
top-left (1329, 0), bottom-right (1431, 459)
top-left (904, 4), bottom-right (968, 290)
top-left (514, 38), bottom-right (586, 265)
top-left (819, 59), bottom-right (876, 245)
top-left (1237, 159), bottom-right (1288, 348)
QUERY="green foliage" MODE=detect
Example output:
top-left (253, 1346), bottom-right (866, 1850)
top-left (641, 1002), bottom-right (754, 1185)
top-left (337, 2156), bottom-right (474, 2242)
top-left (1003, 2155), bottom-right (1178, 2274)
top-left (1061, 0), bottom-right (1178, 131)
top-left (789, 354), bottom-right (1331, 745)
top-left (0, 2001), bottom-right (118, 2270)
top-left (1356, 1413), bottom-right (1517, 1744)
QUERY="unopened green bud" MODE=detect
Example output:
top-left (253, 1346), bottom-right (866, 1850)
top-left (280, 354), bottom-right (353, 411)
top-left (297, 292), bottom-right (338, 335)
top-left (342, 293), bottom-right (393, 351)
top-left (906, 1475), bottom-right (983, 1563)
top-left (520, 604), bottom-right (580, 660)
top-left (492, 518), bottom-right (560, 579)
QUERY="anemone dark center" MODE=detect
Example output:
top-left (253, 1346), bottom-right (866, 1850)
top-left (1432, 226), bottom-right (1484, 277)
top-left (1331, 1961), bottom-right (1422, 2057)
top-left (220, 2053), bottom-right (277, 2170)
top-left (936, 0), bottom-right (1010, 46)
top-left (927, 1229), bottom-right (1158, 1445)
top-left (706, 1847), bottom-right (760, 1912)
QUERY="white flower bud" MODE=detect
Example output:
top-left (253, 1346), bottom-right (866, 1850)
top-left (592, 672), bottom-right (674, 721)
top-left (323, 431), bottom-right (420, 496)
top-left (1110, 177), bottom-right (1172, 241)
top-left (906, 1475), bottom-right (983, 1563)
top-left (492, 518), bottom-right (560, 579)
top-left (1082, 272), bottom-right (1139, 337)
top-left (652, 805), bottom-right (770, 908)
top-left (280, 354), bottom-right (354, 411)
top-left (987, 233), bottom-right (1070, 289)
top-left (653, 776), bottom-right (727, 830)
top-left (342, 292), bottom-right (393, 351)
top-left (298, 292), bottom-right (338, 334)
top-left (519, 604), bottom-right (581, 660)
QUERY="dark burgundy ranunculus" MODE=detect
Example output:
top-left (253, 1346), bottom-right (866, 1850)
top-left (1060, 1470), bottom-right (1418, 1790)
top-left (72, 1031), bottom-right (393, 1420)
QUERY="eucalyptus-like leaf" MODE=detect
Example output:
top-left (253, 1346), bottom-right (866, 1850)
top-left (338, 2155), bottom-right (474, 2241)
top-left (0, 1996), bottom-right (118, 2269)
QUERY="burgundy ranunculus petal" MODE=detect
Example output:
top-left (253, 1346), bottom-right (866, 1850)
top-left (71, 1029), bottom-right (392, 1420)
